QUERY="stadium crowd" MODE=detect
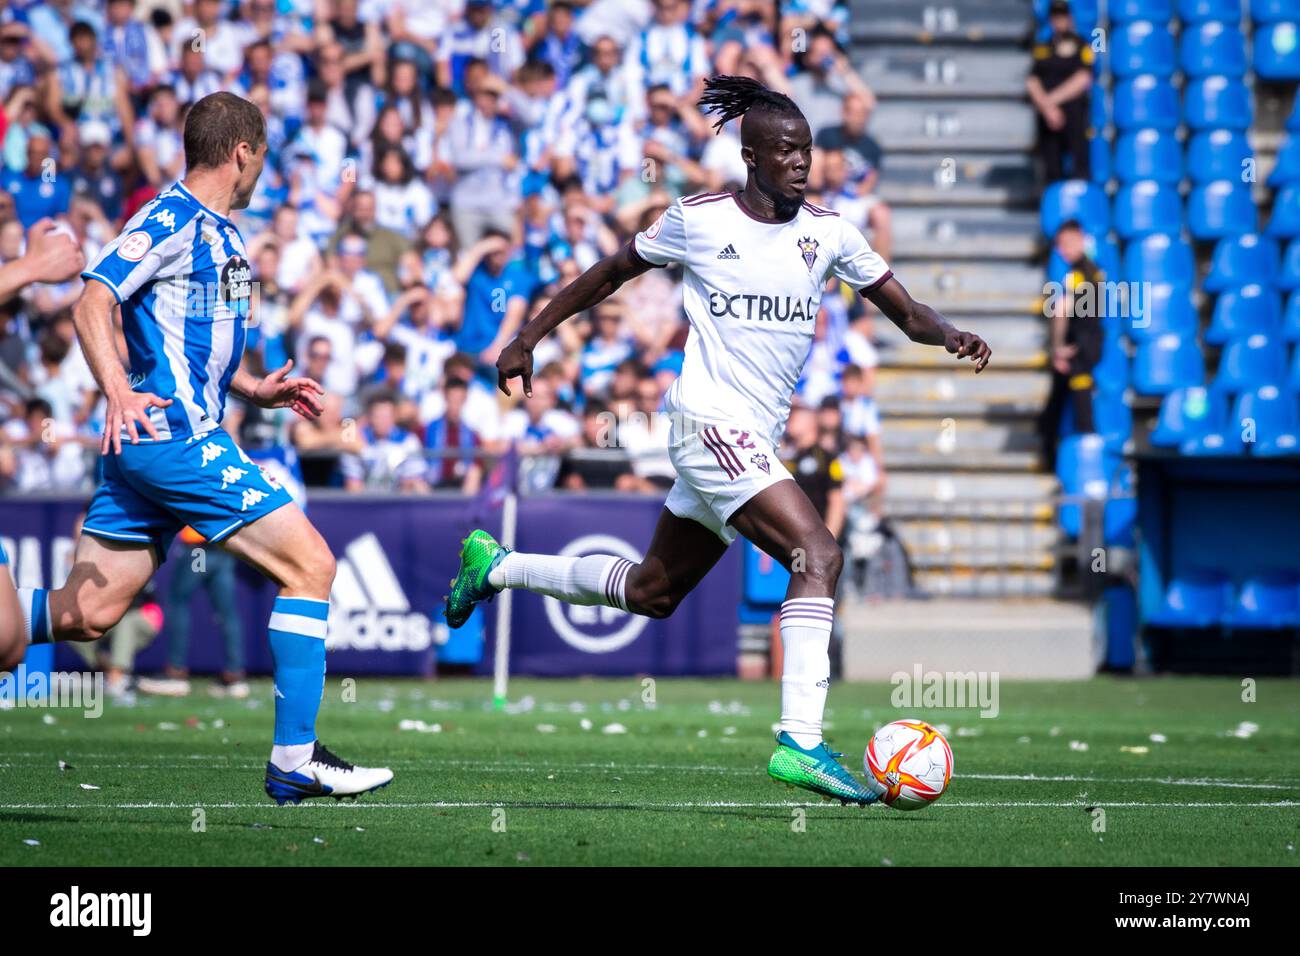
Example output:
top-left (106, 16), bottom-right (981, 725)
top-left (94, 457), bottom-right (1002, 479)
top-left (0, 0), bottom-right (888, 522)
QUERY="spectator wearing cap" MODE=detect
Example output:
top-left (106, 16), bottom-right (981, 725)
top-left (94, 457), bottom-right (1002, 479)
top-left (69, 120), bottom-right (123, 223)
top-left (444, 71), bottom-right (520, 245)
top-left (437, 0), bottom-right (525, 96)
top-left (2, 133), bottom-right (71, 228)
top-left (0, 24), bottom-right (40, 102)
top-left (1027, 0), bottom-right (1093, 183)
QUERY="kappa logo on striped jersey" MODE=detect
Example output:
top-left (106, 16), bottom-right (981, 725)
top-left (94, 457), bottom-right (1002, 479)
top-left (328, 533), bottom-right (433, 652)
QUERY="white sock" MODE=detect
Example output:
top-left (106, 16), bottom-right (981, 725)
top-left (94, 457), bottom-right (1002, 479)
top-left (489, 552), bottom-right (631, 610)
top-left (17, 587), bottom-right (51, 645)
top-left (271, 741), bottom-right (315, 773)
top-left (779, 597), bottom-right (836, 750)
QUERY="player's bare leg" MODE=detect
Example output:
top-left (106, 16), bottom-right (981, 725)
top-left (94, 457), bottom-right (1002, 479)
top-left (729, 482), bottom-right (878, 806)
top-left (0, 544), bottom-right (30, 671)
top-left (221, 503), bottom-right (393, 803)
top-left (445, 507), bottom-right (727, 628)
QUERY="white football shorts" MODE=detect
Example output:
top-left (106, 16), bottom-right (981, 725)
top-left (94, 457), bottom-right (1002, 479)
top-left (664, 421), bottom-right (792, 545)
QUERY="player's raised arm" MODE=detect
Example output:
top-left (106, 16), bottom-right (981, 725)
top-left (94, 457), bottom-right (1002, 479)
top-left (866, 276), bottom-right (992, 373)
top-left (495, 241), bottom-right (652, 397)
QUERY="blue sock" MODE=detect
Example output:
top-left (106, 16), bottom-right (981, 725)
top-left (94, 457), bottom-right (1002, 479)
top-left (267, 596), bottom-right (328, 749)
top-left (17, 588), bottom-right (51, 645)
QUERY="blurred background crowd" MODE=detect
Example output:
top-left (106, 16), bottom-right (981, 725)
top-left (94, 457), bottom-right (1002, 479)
top-left (0, 0), bottom-right (888, 526)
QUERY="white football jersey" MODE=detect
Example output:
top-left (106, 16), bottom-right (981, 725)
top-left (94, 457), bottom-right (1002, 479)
top-left (633, 192), bottom-right (891, 446)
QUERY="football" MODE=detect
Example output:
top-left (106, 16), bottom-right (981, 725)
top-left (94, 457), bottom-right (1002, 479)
top-left (864, 719), bottom-right (955, 810)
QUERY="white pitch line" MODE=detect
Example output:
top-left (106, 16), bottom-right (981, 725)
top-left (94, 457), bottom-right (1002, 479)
top-left (3, 757), bottom-right (1298, 792)
top-left (0, 800), bottom-right (1297, 811)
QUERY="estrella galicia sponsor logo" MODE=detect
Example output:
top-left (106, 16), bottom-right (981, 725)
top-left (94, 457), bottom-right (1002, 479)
top-left (708, 292), bottom-right (818, 322)
top-left (219, 255), bottom-right (252, 307)
top-left (49, 886), bottom-right (151, 936)
top-left (328, 533), bottom-right (433, 652)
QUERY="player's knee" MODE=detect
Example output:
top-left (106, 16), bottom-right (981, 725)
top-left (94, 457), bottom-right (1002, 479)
top-left (801, 537), bottom-right (843, 589)
top-left (624, 568), bottom-right (680, 620)
top-left (296, 549), bottom-right (336, 598)
top-left (65, 604), bottom-right (122, 643)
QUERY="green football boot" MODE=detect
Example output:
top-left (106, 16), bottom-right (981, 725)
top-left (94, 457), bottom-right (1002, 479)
top-left (443, 529), bottom-right (510, 629)
top-left (768, 731), bottom-right (880, 806)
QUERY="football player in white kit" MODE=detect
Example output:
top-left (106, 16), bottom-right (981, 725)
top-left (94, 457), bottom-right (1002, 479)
top-left (445, 76), bottom-right (990, 805)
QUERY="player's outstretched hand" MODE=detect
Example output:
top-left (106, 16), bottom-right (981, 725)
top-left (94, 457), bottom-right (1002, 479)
top-left (945, 329), bottom-right (992, 373)
top-left (253, 360), bottom-right (326, 419)
top-left (102, 389), bottom-right (173, 455)
top-left (23, 218), bottom-right (85, 284)
top-left (496, 337), bottom-right (533, 397)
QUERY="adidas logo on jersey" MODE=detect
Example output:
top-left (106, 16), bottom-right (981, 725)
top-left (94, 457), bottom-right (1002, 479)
top-left (717, 244), bottom-right (740, 260)
top-left (328, 532), bottom-right (433, 652)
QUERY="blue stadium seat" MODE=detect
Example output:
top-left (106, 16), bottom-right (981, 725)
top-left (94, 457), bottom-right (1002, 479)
top-left (1150, 385), bottom-right (1224, 447)
top-left (1091, 135), bottom-right (1112, 184)
top-left (1093, 327), bottom-right (1132, 391)
top-left (1148, 570), bottom-right (1233, 627)
top-left (1204, 234), bottom-right (1281, 292)
top-left (1181, 22), bottom-right (1248, 77)
top-left (1188, 181), bottom-right (1256, 239)
top-left (1187, 130), bottom-right (1252, 184)
top-left (1091, 82), bottom-right (1109, 130)
top-left (1207, 284), bottom-right (1284, 342)
top-left (1183, 76), bottom-right (1252, 131)
top-left (1281, 240), bottom-right (1300, 291)
top-left (1251, 0), bottom-right (1295, 23)
top-left (1265, 185), bottom-right (1300, 239)
top-left (1115, 129), bottom-right (1182, 184)
top-left (1214, 333), bottom-right (1286, 393)
top-left (1094, 387), bottom-right (1133, 451)
top-left (1224, 572), bottom-right (1300, 628)
top-left (1128, 281), bottom-right (1198, 341)
top-left (1283, 291), bottom-right (1300, 342)
top-left (1111, 0), bottom-right (1173, 22)
top-left (1114, 21), bottom-right (1178, 77)
top-left (1115, 180), bottom-right (1182, 239)
top-left (1057, 433), bottom-right (1117, 538)
top-left (1105, 461), bottom-right (1138, 547)
top-left (1179, 0), bottom-right (1244, 22)
top-left (1289, 96), bottom-right (1300, 131)
top-left (1115, 75), bottom-right (1180, 130)
top-left (1234, 384), bottom-right (1300, 456)
top-left (1267, 135), bottom-right (1300, 188)
top-left (1125, 233), bottom-right (1196, 285)
top-left (1041, 179), bottom-right (1109, 237)
top-left (1133, 333), bottom-right (1205, 395)
top-left (1290, 341), bottom-right (1300, 388)
top-left (1255, 23), bottom-right (1300, 80)
top-left (1206, 284), bottom-right (1283, 344)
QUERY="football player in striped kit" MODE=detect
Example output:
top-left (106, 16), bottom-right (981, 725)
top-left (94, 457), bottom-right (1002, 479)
top-left (9, 93), bottom-right (392, 805)
top-left (447, 76), bottom-right (990, 805)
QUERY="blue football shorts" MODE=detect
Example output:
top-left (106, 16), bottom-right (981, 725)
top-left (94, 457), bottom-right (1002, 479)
top-left (82, 428), bottom-right (294, 560)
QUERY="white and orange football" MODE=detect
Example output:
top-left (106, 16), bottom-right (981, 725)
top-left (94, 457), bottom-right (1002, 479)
top-left (864, 719), bottom-right (954, 810)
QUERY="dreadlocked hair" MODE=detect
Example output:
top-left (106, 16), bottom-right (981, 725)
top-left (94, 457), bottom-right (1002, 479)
top-left (698, 74), bottom-right (803, 133)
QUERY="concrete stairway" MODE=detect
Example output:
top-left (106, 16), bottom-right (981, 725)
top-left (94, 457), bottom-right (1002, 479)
top-left (849, 0), bottom-right (1058, 597)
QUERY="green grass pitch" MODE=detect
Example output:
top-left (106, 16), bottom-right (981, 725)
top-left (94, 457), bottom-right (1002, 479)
top-left (1, 676), bottom-right (1297, 866)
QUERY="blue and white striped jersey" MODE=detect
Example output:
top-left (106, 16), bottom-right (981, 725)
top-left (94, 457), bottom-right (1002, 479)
top-left (82, 182), bottom-right (253, 443)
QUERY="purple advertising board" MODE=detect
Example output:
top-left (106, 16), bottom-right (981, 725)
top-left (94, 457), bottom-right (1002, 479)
top-left (0, 493), bottom-right (740, 677)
